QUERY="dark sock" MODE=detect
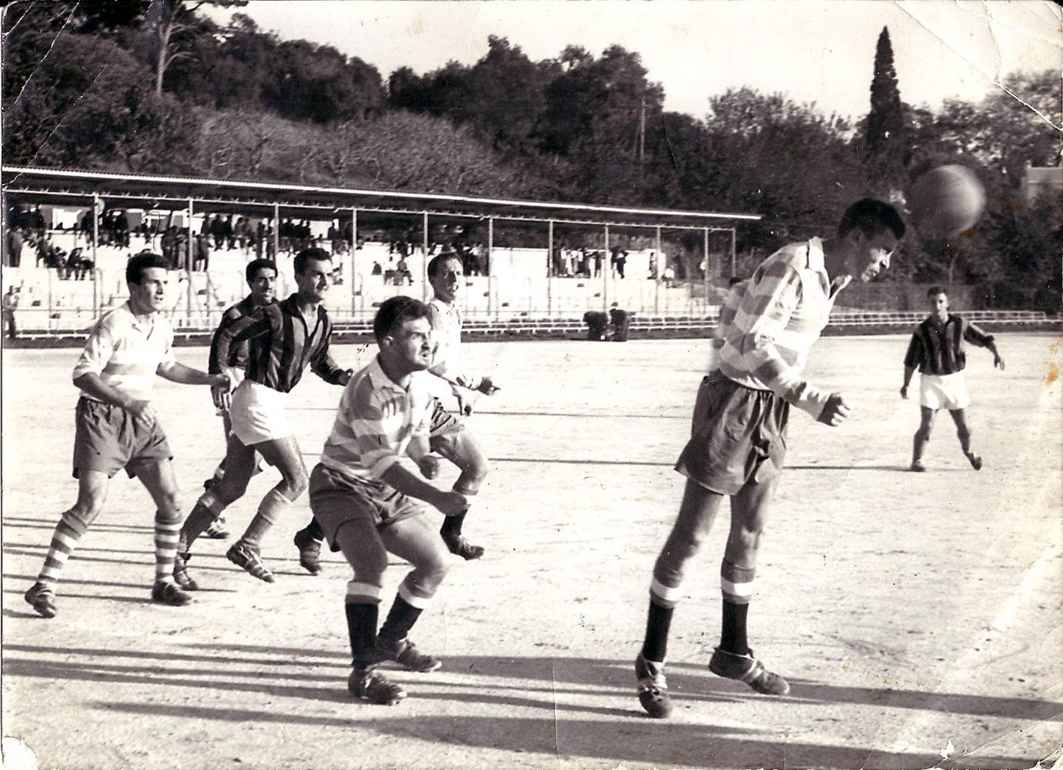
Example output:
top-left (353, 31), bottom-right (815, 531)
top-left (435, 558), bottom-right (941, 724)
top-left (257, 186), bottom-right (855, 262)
top-left (721, 600), bottom-right (749, 655)
top-left (378, 594), bottom-right (423, 644)
top-left (180, 503), bottom-right (217, 552)
top-left (641, 599), bottom-right (674, 662)
top-left (440, 512), bottom-right (466, 541)
top-left (304, 516), bottom-right (324, 542)
top-left (345, 601), bottom-right (379, 667)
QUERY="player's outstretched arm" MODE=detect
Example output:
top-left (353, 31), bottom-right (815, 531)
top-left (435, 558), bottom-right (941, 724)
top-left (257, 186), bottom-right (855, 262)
top-left (157, 360), bottom-right (230, 389)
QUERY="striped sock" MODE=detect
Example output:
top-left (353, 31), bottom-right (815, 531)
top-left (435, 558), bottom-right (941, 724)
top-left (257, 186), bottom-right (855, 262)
top-left (37, 510), bottom-right (89, 586)
top-left (154, 511), bottom-right (182, 584)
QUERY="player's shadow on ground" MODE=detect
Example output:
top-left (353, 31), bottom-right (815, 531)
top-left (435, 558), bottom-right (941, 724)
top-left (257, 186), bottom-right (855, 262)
top-left (1, 516), bottom-right (156, 534)
top-left (94, 701), bottom-right (1032, 770)
top-left (5, 645), bottom-right (1053, 768)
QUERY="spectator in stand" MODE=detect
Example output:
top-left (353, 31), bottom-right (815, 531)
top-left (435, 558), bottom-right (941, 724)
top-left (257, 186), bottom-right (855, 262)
top-left (3, 286), bottom-right (20, 340)
top-left (209, 215), bottom-right (225, 250)
top-left (617, 250), bottom-right (628, 280)
top-left (112, 210), bottom-right (129, 249)
top-left (648, 252), bottom-right (658, 280)
top-left (662, 263), bottom-right (676, 288)
top-left (396, 256), bottom-right (413, 286)
top-left (235, 217), bottom-right (252, 254)
top-left (30, 206), bottom-right (46, 240)
top-left (194, 233), bottom-right (211, 272)
top-left (5, 226), bottom-right (23, 268)
top-left (80, 211), bottom-right (95, 246)
top-left (223, 215), bottom-right (235, 250)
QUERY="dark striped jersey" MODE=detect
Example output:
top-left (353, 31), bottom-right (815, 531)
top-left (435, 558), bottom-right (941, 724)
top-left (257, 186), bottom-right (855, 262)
top-left (211, 293), bottom-right (346, 392)
top-left (208, 295), bottom-right (263, 372)
top-left (903, 315), bottom-right (994, 376)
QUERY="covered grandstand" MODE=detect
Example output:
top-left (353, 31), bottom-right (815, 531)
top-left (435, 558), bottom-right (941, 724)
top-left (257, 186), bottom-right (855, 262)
top-left (1, 166), bottom-right (756, 339)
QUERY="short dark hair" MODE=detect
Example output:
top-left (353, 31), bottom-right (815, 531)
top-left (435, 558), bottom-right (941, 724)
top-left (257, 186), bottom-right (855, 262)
top-left (373, 296), bottom-right (430, 343)
top-left (126, 252), bottom-right (168, 284)
top-left (428, 252), bottom-right (461, 278)
top-left (293, 247), bottom-right (332, 275)
top-left (927, 286), bottom-right (947, 299)
top-left (245, 259), bottom-right (277, 284)
top-left (837, 198), bottom-right (906, 240)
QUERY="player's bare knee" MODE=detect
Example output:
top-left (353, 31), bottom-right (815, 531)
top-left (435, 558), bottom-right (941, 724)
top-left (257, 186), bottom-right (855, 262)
top-left (155, 499), bottom-right (182, 525)
top-left (280, 471), bottom-right (309, 500)
top-left (64, 503), bottom-right (101, 530)
top-left (728, 526), bottom-right (764, 559)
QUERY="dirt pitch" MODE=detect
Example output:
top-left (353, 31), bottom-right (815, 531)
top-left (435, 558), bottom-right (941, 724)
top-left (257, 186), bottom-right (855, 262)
top-left (2, 334), bottom-right (1061, 770)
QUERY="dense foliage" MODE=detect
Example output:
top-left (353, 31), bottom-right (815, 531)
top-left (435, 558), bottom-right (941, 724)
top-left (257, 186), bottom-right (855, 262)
top-left (3, 4), bottom-right (1059, 308)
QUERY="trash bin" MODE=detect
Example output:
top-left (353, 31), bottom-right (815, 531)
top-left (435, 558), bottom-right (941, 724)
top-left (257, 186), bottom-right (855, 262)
top-left (583, 311), bottom-right (608, 341)
top-left (609, 308), bottom-right (631, 342)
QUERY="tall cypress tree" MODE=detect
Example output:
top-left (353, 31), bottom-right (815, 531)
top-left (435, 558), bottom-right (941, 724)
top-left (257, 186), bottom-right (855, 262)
top-left (864, 26), bottom-right (906, 194)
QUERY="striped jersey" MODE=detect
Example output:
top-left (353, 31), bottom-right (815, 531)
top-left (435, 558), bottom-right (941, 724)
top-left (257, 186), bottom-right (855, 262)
top-left (72, 302), bottom-right (176, 403)
top-left (903, 315), bottom-right (994, 375)
top-left (209, 295), bottom-right (264, 372)
top-left (712, 237), bottom-right (848, 419)
top-left (318, 356), bottom-right (432, 485)
top-left (210, 293), bottom-right (346, 392)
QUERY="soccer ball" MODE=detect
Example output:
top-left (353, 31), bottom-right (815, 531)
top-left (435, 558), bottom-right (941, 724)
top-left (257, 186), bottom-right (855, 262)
top-left (908, 164), bottom-right (987, 239)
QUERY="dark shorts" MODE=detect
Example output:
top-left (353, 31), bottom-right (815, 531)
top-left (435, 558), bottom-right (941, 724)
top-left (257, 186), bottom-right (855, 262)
top-left (308, 463), bottom-right (424, 550)
top-left (72, 398), bottom-right (172, 479)
top-left (675, 372), bottom-right (789, 495)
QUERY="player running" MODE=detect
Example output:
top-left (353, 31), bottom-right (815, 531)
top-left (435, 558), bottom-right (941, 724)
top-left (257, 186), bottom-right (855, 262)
top-left (199, 258), bottom-right (278, 539)
top-left (24, 253), bottom-right (230, 618)
top-left (173, 247), bottom-right (351, 588)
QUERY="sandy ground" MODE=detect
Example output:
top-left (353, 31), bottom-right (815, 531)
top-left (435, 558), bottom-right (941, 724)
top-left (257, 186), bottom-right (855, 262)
top-left (2, 334), bottom-right (1061, 770)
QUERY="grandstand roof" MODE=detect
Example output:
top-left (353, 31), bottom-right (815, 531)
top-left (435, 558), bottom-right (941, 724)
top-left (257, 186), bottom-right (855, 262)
top-left (2, 166), bottom-right (759, 231)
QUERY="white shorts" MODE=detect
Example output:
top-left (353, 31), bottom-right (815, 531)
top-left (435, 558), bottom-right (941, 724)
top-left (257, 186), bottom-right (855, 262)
top-left (920, 372), bottom-right (971, 411)
top-left (229, 380), bottom-right (292, 446)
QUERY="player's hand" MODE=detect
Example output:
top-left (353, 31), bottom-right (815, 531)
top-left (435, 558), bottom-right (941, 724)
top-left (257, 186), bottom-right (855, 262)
top-left (210, 372), bottom-right (231, 390)
top-left (211, 383), bottom-right (231, 411)
top-left (994, 355), bottom-right (1005, 371)
top-left (434, 490), bottom-right (469, 516)
top-left (477, 376), bottom-right (500, 396)
top-left (817, 393), bottom-right (851, 427)
top-left (456, 391), bottom-right (474, 416)
top-left (126, 399), bottom-right (157, 425)
top-left (417, 454), bottom-right (440, 479)
top-left (900, 385), bottom-right (909, 400)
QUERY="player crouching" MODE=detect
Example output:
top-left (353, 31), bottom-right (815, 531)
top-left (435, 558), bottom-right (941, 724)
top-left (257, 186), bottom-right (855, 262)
top-left (308, 296), bottom-right (469, 704)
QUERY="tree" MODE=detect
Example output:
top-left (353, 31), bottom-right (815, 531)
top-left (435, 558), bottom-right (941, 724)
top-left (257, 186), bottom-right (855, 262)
top-left (144, 0), bottom-right (247, 97)
top-left (863, 26), bottom-right (906, 195)
top-left (2, 31), bottom-right (197, 172)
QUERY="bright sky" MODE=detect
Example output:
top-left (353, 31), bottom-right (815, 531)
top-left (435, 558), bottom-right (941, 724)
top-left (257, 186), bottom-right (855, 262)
top-left (205, 0), bottom-right (1061, 122)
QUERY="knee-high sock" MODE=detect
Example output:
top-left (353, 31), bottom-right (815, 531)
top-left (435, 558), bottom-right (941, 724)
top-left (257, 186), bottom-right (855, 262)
top-left (642, 577), bottom-right (681, 663)
top-left (721, 560), bottom-right (755, 655)
top-left (346, 579), bottom-right (382, 667)
top-left (240, 488), bottom-right (292, 548)
top-left (179, 491), bottom-right (225, 552)
top-left (154, 510), bottom-right (182, 584)
top-left (378, 586), bottom-right (429, 644)
top-left (37, 510), bottom-right (89, 586)
top-left (303, 516), bottom-right (324, 542)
